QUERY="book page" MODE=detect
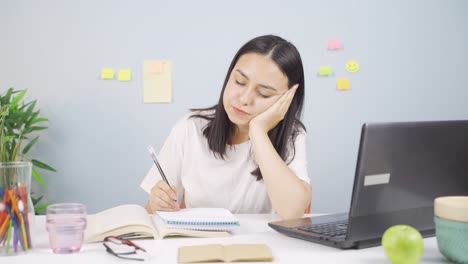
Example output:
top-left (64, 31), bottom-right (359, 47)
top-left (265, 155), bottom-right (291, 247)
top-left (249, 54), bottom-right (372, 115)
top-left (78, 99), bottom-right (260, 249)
top-left (85, 204), bottom-right (155, 242)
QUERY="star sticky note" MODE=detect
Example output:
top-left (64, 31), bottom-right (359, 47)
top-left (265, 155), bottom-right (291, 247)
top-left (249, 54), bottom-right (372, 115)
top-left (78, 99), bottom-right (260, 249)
top-left (118, 69), bottom-right (132, 81)
top-left (327, 39), bottom-right (342, 50)
top-left (101, 68), bottom-right (115, 80)
top-left (318, 66), bottom-right (332, 76)
top-left (336, 78), bottom-right (350, 91)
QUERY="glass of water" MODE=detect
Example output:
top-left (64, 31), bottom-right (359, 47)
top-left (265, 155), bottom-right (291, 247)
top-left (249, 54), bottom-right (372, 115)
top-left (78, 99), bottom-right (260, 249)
top-left (46, 203), bottom-right (87, 254)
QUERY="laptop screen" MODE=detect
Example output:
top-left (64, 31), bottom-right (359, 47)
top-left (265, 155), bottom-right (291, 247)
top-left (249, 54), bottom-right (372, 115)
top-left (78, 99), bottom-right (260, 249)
top-left (349, 120), bottom-right (468, 218)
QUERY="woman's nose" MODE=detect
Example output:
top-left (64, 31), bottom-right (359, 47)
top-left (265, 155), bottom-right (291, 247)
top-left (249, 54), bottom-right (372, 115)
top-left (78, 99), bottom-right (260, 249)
top-left (239, 87), bottom-right (255, 106)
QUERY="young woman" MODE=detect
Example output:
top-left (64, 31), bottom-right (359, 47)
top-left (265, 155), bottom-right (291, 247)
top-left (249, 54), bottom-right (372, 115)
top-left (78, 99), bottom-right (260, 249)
top-left (141, 35), bottom-right (311, 219)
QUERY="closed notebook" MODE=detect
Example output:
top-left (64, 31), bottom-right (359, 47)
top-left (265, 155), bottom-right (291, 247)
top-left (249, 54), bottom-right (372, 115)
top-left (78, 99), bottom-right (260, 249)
top-left (178, 244), bottom-right (273, 263)
top-left (155, 208), bottom-right (240, 231)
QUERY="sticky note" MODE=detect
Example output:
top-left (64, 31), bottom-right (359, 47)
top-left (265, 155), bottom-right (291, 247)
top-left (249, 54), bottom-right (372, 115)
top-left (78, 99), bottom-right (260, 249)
top-left (336, 78), bottom-right (350, 91)
top-left (327, 39), bottom-right (342, 50)
top-left (118, 69), bottom-right (132, 81)
top-left (149, 61), bottom-right (164, 74)
top-left (101, 68), bottom-right (114, 80)
top-left (318, 66), bottom-right (332, 76)
top-left (346, 61), bottom-right (359, 73)
top-left (144, 60), bottom-right (172, 103)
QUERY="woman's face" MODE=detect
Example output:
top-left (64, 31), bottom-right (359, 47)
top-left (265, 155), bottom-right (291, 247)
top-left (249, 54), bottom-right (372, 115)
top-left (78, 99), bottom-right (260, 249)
top-left (223, 53), bottom-right (289, 131)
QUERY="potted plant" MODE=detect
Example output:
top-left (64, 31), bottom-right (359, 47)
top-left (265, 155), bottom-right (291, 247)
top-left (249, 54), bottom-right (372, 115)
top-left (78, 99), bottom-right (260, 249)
top-left (0, 87), bottom-right (56, 214)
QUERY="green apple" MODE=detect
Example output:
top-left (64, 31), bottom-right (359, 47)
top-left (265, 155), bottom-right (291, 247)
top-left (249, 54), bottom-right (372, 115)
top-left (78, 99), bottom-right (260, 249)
top-left (382, 225), bottom-right (424, 264)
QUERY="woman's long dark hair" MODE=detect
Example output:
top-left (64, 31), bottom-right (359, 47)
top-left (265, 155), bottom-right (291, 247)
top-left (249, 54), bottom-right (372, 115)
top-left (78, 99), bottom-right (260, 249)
top-left (191, 35), bottom-right (306, 181)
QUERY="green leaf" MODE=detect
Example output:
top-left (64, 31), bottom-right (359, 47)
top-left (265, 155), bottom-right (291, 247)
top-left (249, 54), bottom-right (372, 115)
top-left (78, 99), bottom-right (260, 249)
top-left (22, 135), bottom-right (39, 154)
top-left (25, 126), bottom-right (48, 133)
top-left (0, 88), bottom-right (14, 106)
top-left (32, 195), bottom-right (44, 205)
top-left (1, 135), bottom-right (15, 143)
top-left (31, 117), bottom-right (48, 124)
top-left (10, 89), bottom-right (27, 109)
top-left (32, 167), bottom-right (46, 188)
top-left (32, 159), bottom-right (57, 172)
top-left (34, 203), bottom-right (51, 214)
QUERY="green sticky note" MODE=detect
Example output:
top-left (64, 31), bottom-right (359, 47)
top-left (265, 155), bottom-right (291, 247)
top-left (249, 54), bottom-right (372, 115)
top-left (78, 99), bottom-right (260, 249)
top-left (101, 68), bottom-right (115, 80)
top-left (118, 69), bottom-right (132, 81)
top-left (318, 66), bottom-right (332, 76)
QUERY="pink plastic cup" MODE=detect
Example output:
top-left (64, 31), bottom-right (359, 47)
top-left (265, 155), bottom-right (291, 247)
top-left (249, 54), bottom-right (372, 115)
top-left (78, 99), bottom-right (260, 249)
top-left (46, 203), bottom-right (87, 254)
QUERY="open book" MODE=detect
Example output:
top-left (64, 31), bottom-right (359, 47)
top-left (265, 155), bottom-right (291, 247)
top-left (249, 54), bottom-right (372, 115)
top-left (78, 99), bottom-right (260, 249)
top-left (178, 244), bottom-right (273, 263)
top-left (84, 204), bottom-right (236, 243)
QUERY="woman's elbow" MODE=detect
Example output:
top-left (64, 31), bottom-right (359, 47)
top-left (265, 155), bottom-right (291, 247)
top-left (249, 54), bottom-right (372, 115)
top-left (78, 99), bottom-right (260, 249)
top-left (278, 185), bottom-right (312, 220)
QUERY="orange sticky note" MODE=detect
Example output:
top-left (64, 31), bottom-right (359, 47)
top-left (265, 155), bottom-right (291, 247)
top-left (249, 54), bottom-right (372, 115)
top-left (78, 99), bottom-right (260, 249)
top-left (336, 78), bottom-right (350, 90)
top-left (149, 61), bottom-right (164, 74)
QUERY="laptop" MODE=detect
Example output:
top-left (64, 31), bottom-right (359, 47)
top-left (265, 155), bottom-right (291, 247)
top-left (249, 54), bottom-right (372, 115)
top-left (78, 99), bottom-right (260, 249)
top-left (269, 120), bottom-right (468, 249)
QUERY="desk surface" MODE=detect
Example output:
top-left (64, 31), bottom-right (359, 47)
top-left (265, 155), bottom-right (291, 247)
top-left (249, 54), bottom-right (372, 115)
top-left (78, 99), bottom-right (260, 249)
top-left (2, 214), bottom-right (447, 264)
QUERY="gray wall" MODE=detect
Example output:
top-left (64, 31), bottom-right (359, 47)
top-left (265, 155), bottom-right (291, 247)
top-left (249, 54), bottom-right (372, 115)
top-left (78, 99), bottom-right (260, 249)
top-left (1, 0), bottom-right (467, 214)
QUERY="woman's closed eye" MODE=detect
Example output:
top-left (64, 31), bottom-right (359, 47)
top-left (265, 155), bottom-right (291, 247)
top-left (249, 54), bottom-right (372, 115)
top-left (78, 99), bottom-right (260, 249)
top-left (256, 90), bottom-right (271, 98)
top-left (235, 80), bottom-right (246, 86)
top-left (234, 79), bottom-right (272, 98)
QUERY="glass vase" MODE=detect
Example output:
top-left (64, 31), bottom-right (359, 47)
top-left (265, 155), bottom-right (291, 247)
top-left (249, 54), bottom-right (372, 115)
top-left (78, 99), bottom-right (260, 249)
top-left (0, 161), bottom-right (35, 256)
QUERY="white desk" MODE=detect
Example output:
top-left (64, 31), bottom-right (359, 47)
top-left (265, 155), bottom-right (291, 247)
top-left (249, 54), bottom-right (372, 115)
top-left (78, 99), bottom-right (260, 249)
top-left (2, 214), bottom-right (447, 264)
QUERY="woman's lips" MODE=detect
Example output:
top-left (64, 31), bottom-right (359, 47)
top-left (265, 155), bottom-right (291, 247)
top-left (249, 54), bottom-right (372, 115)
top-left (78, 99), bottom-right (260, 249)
top-left (232, 106), bottom-right (249, 116)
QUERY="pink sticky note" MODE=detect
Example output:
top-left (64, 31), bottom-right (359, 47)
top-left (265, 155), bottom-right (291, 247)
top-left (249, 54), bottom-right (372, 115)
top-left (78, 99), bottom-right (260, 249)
top-left (327, 39), bottom-right (342, 50)
top-left (149, 61), bottom-right (164, 74)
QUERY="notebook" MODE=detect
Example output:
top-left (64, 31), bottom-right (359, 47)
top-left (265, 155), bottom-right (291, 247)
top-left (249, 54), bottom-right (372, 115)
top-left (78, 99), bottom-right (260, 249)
top-left (178, 244), bottom-right (273, 263)
top-left (84, 204), bottom-right (233, 242)
top-left (155, 208), bottom-right (240, 231)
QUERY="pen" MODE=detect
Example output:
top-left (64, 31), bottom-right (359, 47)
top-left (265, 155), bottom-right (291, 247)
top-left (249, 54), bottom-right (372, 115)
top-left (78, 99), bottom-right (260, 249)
top-left (147, 146), bottom-right (177, 199)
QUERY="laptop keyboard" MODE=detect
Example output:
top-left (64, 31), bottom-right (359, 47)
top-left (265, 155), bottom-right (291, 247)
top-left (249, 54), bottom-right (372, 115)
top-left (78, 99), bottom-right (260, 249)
top-left (298, 220), bottom-right (348, 237)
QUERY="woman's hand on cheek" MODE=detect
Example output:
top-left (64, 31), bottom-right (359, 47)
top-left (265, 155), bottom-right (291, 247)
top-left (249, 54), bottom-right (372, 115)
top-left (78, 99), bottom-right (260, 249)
top-left (249, 84), bottom-right (298, 135)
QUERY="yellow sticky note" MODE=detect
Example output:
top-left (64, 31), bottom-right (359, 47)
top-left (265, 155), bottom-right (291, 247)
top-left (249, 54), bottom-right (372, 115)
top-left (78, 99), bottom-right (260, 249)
top-left (336, 78), bottom-right (350, 90)
top-left (118, 69), bottom-right (132, 81)
top-left (318, 66), bottom-right (332, 76)
top-left (144, 60), bottom-right (172, 103)
top-left (101, 68), bottom-right (114, 80)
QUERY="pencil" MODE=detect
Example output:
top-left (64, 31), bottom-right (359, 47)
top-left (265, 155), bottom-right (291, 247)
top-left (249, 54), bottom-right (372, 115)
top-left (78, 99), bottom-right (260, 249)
top-left (147, 146), bottom-right (176, 195)
top-left (5, 221), bottom-right (12, 254)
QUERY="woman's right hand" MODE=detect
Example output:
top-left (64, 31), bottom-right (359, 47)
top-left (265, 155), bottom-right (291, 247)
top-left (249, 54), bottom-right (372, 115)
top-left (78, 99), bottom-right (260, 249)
top-left (146, 180), bottom-right (180, 213)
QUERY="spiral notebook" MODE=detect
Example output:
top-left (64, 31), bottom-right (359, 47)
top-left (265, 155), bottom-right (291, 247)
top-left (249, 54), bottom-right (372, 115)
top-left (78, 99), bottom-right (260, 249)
top-left (155, 208), bottom-right (240, 231)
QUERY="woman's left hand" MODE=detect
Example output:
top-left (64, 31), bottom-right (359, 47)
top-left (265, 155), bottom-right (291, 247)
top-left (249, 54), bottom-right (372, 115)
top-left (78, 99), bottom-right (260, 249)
top-left (249, 84), bottom-right (299, 135)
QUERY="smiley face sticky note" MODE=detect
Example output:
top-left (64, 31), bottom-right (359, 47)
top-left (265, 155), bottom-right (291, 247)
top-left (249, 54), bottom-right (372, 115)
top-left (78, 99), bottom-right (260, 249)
top-left (336, 78), bottom-right (350, 91)
top-left (318, 66), bottom-right (333, 76)
top-left (100, 68), bottom-right (115, 80)
top-left (327, 39), bottom-right (342, 50)
top-left (346, 61), bottom-right (359, 73)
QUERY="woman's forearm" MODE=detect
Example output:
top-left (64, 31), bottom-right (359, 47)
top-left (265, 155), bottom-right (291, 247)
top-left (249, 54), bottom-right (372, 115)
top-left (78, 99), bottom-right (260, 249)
top-left (249, 126), bottom-right (311, 219)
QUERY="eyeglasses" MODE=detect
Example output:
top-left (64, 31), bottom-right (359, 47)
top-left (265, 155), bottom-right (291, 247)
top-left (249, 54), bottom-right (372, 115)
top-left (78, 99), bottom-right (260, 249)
top-left (103, 235), bottom-right (149, 261)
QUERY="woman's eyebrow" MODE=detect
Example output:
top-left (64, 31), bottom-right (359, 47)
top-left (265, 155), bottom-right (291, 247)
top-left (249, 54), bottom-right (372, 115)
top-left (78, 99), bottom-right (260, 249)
top-left (235, 69), bottom-right (278, 92)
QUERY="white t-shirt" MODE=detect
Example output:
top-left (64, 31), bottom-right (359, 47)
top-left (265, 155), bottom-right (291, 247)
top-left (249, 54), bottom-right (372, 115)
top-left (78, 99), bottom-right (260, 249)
top-left (140, 111), bottom-right (309, 213)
